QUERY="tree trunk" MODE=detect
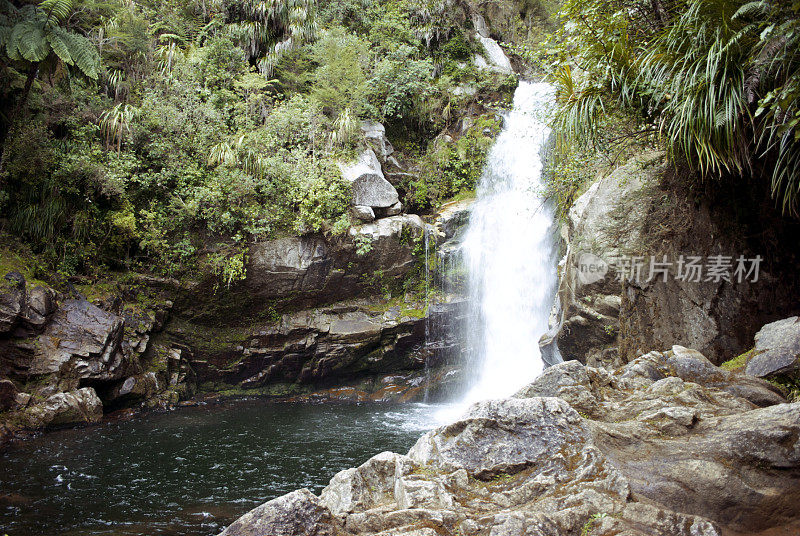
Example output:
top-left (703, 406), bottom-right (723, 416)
top-left (0, 65), bottom-right (38, 175)
top-left (14, 65), bottom-right (39, 121)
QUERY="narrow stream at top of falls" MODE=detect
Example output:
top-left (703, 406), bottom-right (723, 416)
top-left (458, 81), bottom-right (559, 406)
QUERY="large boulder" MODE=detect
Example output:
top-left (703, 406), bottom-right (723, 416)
top-left (746, 316), bottom-right (800, 378)
top-left (29, 299), bottom-right (127, 385)
top-left (321, 451), bottom-right (411, 516)
top-left (21, 387), bottom-right (103, 428)
top-left (338, 149), bottom-right (399, 209)
top-left (219, 489), bottom-right (335, 536)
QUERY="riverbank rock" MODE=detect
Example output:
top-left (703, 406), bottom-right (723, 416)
top-left (30, 299), bottom-right (127, 384)
top-left (219, 489), bottom-right (334, 536)
top-left (183, 296), bottom-right (466, 396)
top-left (219, 347), bottom-right (799, 536)
top-left (21, 387), bottom-right (103, 428)
top-left (746, 316), bottom-right (800, 378)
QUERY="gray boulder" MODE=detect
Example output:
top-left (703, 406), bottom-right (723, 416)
top-left (22, 285), bottom-right (58, 329)
top-left (30, 299), bottom-right (126, 384)
top-left (746, 316), bottom-right (800, 378)
top-left (321, 451), bottom-right (412, 516)
top-left (219, 489), bottom-right (335, 536)
top-left (22, 387), bottom-right (103, 428)
top-left (514, 360), bottom-right (599, 416)
top-left (350, 205), bottom-right (375, 223)
top-left (338, 149), bottom-right (399, 208)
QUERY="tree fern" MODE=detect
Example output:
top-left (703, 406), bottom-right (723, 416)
top-left (39, 0), bottom-right (74, 25)
top-left (221, 0), bottom-right (318, 73)
top-left (61, 30), bottom-right (99, 79)
top-left (10, 21), bottom-right (49, 62)
top-left (1, 0), bottom-right (100, 103)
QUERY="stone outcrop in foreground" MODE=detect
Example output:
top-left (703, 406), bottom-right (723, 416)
top-left (219, 346), bottom-right (799, 536)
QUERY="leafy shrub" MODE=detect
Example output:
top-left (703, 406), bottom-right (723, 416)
top-left (311, 29), bottom-right (369, 116)
top-left (410, 114), bottom-right (501, 208)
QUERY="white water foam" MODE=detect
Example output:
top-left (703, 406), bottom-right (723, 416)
top-left (436, 82), bottom-right (558, 423)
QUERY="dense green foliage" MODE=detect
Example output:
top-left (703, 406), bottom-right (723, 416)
top-left (545, 0), bottom-right (800, 215)
top-left (0, 0), bottom-right (536, 280)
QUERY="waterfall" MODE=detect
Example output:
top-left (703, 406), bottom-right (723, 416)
top-left (459, 81), bottom-right (559, 404)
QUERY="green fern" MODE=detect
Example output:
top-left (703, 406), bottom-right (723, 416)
top-left (550, 0), bottom-right (800, 215)
top-left (1, 0), bottom-right (99, 82)
top-left (39, 0), bottom-right (73, 25)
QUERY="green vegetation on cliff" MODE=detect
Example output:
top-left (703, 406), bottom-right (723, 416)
top-left (0, 0), bottom-right (550, 282)
top-left (541, 0), bottom-right (800, 218)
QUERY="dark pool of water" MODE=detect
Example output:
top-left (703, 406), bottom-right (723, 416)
top-left (0, 399), bottom-right (443, 536)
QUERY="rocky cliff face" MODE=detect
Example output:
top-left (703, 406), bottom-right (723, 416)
top-left (548, 152), bottom-right (800, 367)
top-left (0, 201), bottom-right (472, 439)
top-left (217, 346), bottom-right (799, 536)
top-left (0, 268), bottom-right (193, 437)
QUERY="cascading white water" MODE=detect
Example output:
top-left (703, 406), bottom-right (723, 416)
top-left (460, 81), bottom-right (559, 404)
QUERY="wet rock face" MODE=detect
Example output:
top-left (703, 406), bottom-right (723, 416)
top-left (31, 299), bottom-right (126, 382)
top-left (551, 154), bottom-right (660, 367)
top-left (234, 214), bottom-right (424, 316)
top-left (189, 297), bottom-right (466, 394)
top-left (551, 152), bottom-right (800, 366)
top-left (220, 348), bottom-right (799, 536)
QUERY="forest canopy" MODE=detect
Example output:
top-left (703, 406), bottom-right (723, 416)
top-left (0, 0), bottom-right (534, 279)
